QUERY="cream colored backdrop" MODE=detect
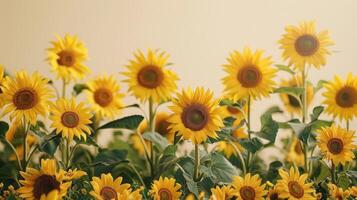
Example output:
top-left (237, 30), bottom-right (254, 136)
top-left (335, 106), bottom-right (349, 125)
top-left (0, 0), bottom-right (356, 146)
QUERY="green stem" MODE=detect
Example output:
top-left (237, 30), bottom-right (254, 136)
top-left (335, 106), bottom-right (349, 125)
top-left (135, 131), bottom-right (153, 176)
top-left (193, 144), bottom-right (200, 182)
top-left (246, 96), bottom-right (252, 172)
top-left (5, 139), bottom-right (22, 171)
top-left (65, 138), bottom-right (70, 169)
top-left (26, 145), bottom-right (39, 166)
top-left (301, 66), bottom-right (309, 173)
top-left (331, 162), bottom-right (336, 184)
top-left (22, 121), bottom-right (30, 169)
top-left (129, 164), bottom-right (146, 187)
top-left (229, 140), bottom-right (246, 175)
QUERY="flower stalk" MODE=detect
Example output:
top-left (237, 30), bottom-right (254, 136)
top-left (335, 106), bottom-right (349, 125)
top-left (193, 143), bottom-right (200, 182)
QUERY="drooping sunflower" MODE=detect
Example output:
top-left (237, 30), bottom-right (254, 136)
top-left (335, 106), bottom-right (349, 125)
top-left (1, 71), bottom-right (53, 125)
top-left (275, 167), bottom-right (315, 200)
top-left (222, 47), bottom-right (277, 101)
top-left (122, 49), bottom-right (179, 103)
top-left (86, 75), bottom-right (124, 120)
top-left (49, 98), bottom-right (92, 141)
top-left (210, 185), bottom-right (235, 200)
top-left (149, 176), bottom-right (182, 200)
top-left (327, 183), bottom-right (350, 200)
top-left (316, 125), bottom-right (356, 165)
top-left (231, 173), bottom-right (267, 200)
top-left (168, 87), bottom-right (224, 144)
top-left (279, 21), bottom-right (333, 70)
top-left (47, 34), bottom-right (89, 82)
top-left (323, 73), bottom-right (357, 121)
top-left (18, 159), bottom-right (71, 200)
top-left (286, 137), bottom-right (305, 167)
top-left (90, 173), bottom-right (131, 200)
top-left (216, 127), bottom-right (247, 158)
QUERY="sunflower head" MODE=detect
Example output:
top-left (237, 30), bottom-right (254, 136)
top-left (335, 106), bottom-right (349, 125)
top-left (328, 183), bottom-right (350, 200)
top-left (222, 47), bottom-right (277, 101)
top-left (168, 87), bottom-right (224, 144)
top-left (279, 21), bottom-right (334, 70)
top-left (149, 176), bottom-right (182, 200)
top-left (210, 185), bottom-right (235, 200)
top-left (216, 126), bottom-right (247, 158)
top-left (59, 168), bottom-right (87, 181)
top-left (286, 137), bottom-right (305, 167)
top-left (316, 125), bottom-right (356, 166)
top-left (90, 173), bottom-right (131, 200)
top-left (231, 173), bottom-right (267, 200)
top-left (122, 49), bottom-right (179, 103)
top-left (266, 186), bottom-right (283, 200)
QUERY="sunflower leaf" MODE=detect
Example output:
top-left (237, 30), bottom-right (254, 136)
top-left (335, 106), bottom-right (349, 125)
top-left (73, 83), bottom-right (89, 96)
top-left (209, 152), bottom-right (238, 183)
top-left (274, 86), bottom-right (304, 97)
top-left (97, 115), bottom-right (144, 130)
top-left (142, 131), bottom-right (169, 152)
top-left (275, 64), bottom-right (295, 75)
top-left (0, 121), bottom-right (9, 138)
top-left (240, 138), bottom-right (264, 153)
top-left (310, 106), bottom-right (324, 121)
top-left (256, 112), bottom-right (279, 143)
top-left (314, 80), bottom-right (328, 93)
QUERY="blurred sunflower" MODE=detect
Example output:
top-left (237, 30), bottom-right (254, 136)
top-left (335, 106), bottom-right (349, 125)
top-left (149, 176), bottom-right (182, 200)
top-left (349, 186), bottom-right (357, 197)
top-left (1, 71), bottom-right (53, 125)
top-left (231, 173), bottom-right (267, 200)
top-left (316, 125), bottom-right (356, 165)
top-left (216, 127), bottom-right (247, 158)
top-left (168, 87), bottom-right (224, 144)
top-left (47, 34), bottom-right (89, 82)
top-left (323, 73), bottom-right (357, 121)
top-left (87, 75), bottom-right (124, 120)
top-left (222, 47), bottom-right (277, 101)
top-left (328, 183), bottom-right (350, 200)
top-left (266, 186), bottom-right (283, 200)
top-left (276, 167), bottom-right (315, 200)
top-left (18, 159), bottom-right (71, 200)
top-left (286, 137), bottom-right (305, 167)
top-left (210, 185), bottom-right (235, 200)
top-left (220, 100), bottom-right (247, 123)
top-left (279, 21), bottom-right (333, 70)
top-left (122, 49), bottom-right (179, 103)
top-left (50, 98), bottom-right (92, 141)
top-left (90, 173), bottom-right (131, 200)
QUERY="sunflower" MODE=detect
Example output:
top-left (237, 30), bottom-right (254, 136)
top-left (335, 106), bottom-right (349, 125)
top-left (122, 49), bottom-right (179, 103)
top-left (210, 185), bottom-right (235, 200)
top-left (266, 186), bottom-right (283, 200)
top-left (231, 173), bottom-right (267, 200)
top-left (168, 87), bottom-right (224, 144)
top-left (279, 21), bottom-right (333, 70)
top-left (1, 71), bottom-right (53, 125)
top-left (49, 98), bottom-right (92, 141)
top-left (149, 176), bottom-right (182, 200)
top-left (59, 168), bottom-right (87, 181)
top-left (47, 34), bottom-right (89, 82)
top-left (119, 187), bottom-right (143, 200)
top-left (328, 183), bottom-right (350, 200)
top-left (18, 159), bottom-right (71, 200)
top-left (216, 127), bottom-right (247, 158)
top-left (323, 73), bottom-right (357, 121)
top-left (286, 137), bottom-right (305, 167)
top-left (275, 167), bottom-right (315, 200)
top-left (90, 173), bottom-right (131, 200)
top-left (86, 75), bottom-right (124, 120)
top-left (349, 186), bottom-right (357, 197)
top-left (222, 47), bottom-right (277, 101)
top-left (279, 75), bottom-right (314, 115)
top-left (5, 120), bottom-right (21, 142)
top-left (316, 125), bottom-right (356, 166)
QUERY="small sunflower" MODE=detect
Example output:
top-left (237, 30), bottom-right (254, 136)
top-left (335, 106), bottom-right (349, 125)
top-left (323, 73), bottom-right (357, 121)
top-left (149, 176), bottom-right (182, 200)
top-left (216, 127), bottom-right (247, 158)
top-left (168, 87), bottom-right (224, 144)
top-left (59, 168), bottom-right (87, 181)
top-left (316, 125), bottom-right (356, 166)
top-left (266, 186), bottom-right (283, 200)
top-left (222, 47), bottom-right (277, 101)
top-left (328, 183), bottom-right (350, 200)
top-left (276, 167), bottom-right (315, 200)
top-left (90, 173), bottom-right (131, 200)
top-left (349, 186), bottom-right (357, 197)
top-left (1, 71), bottom-right (53, 125)
top-left (18, 159), bottom-right (71, 200)
top-left (279, 21), bottom-right (333, 70)
top-left (47, 34), bottom-right (89, 82)
top-left (122, 49), bottom-right (179, 103)
top-left (286, 137), bottom-right (305, 167)
top-left (87, 75), bottom-right (124, 120)
top-left (210, 185), bottom-right (235, 200)
top-left (49, 98), bottom-right (92, 141)
top-left (231, 173), bottom-right (267, 200)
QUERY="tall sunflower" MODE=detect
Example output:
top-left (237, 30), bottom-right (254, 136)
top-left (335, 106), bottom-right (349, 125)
top-left (279, 21), bottom-right (333, 70)
top-left (86, 75), bottom-right (124, 120)
top-left (231, 173), bottom-right (266, 200)
top-left (18, 159), bottom-right (71, 200)
top-left (216, 127), bottom-right (247, 158)
top-left (276, 167), bottom-right (315, 200)
top-left (47, 34), bottom-right (89, 82)
top-left (122, 49), bottom-right (179, 103)
top-left (149, 176), bottom-right (182, 200)
top-left (222, 47), bottom-right (277, 101)
top-left (323, 73), bottom-right (357, 121)
top-left (210, 185), bottom-right (235, 200)
top-left (286, 137), bottom-right (305, 167)
top-left (49, 98), bottom-right (92, 141)
top-left (1, 71), bottom-right (53, 125)
top-left (90, 173), bottom-right (131, 200)
top-left (168, 87), bottom-right (224, 144)
top-left (316, 125), bottom-right (356, 166)
top-left (327, 183), bottom-right (350, 200)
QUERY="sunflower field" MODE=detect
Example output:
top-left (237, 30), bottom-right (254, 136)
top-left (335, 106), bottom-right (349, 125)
top-left (0, 21), bottom-right (356, 200)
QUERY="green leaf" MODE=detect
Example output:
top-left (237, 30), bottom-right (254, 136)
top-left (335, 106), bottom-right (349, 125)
top-left (310, 120), bottom-right (332, 131)
top-left (209, 152), bottom-right (238, 183)
top-left (314, 80), bottom-right (328, 93)
top-left (73, 83), bottom-right (89, 95)
top-left (266, 161), bottom-right (283, 182)
top-left (315, 161), bottom-right (330, 182)
top-left (0, 121), bottom-right (9, 138)
top-left (274, 87), bottom-right (304, 97)
top-left (142, 131), bottom-right (169, 152)
top-left (92, 149), bottom-right (129, 176)
top-left (275, 64), bottom-right (295, 75)
top-left (338, 173), bottom-right (351, 190)
top-left (288, 122), bottom-right (311, 144)
top-left (97, 115), bottom-right (144, 130)
top-left (163, 145), bottom-right (177, 156)
top-left (310, 106), bottom-right (324, 121)
top-left (256, 113), bottom-right (279, 143)
top-left (264, 106), bottom-right (283, 115)
top-left (38, 133), bottom-right (61, 156)
top-left (240, 138), bottom-right (263, 153)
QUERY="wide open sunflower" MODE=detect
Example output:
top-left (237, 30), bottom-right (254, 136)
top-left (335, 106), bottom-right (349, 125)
top-left (231, 173), bottom-right (267, 200)
top-left (149, 176), bottom-right (182, 200)
top-left (90, 173), bottom-right (132, 200)
top-left (210, 185), bottom-right (235, 200)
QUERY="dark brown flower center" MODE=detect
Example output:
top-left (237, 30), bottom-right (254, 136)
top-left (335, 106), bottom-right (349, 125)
top-left (181, 104), bottom-right (209, 131)
top-left (287, 95), bottom-right (301, 108)
top-left (335, 86), bottom-right (357, 108)
top-left (13, 88), bottom-right (38, 110)
top-left (227, 106), bottom-right (240, 114)
top-left (288, 181), bottom-right (304, 198)
top-left (269, 192), bottom-right (279, 200)
top-left (294, 141), bottom-right (303, 154)
top-left (57, 51), bottom-right (76, 67)
top-left (94, 88), bottom-right (113, 107)
top-left (295, 34), bottom-right (319, 56)
top-left (33, 174), bottom-right (60, 199)
top-left (156, 119), bottom-right (170, 136)
top-left (327, 138), bottom-right (344, 155)
top-left (237, 66), bottom-right (262, 88)
top-left (61, 111), bottom-right (80, 128)
top-left (137, 65), bottom-right (164, 89)
top-left (240, 186), bottom-right (255, 200)
top-left (159, 188), bottom-right (172, 200)
top-left (100, 186), bottom-right (118, 200)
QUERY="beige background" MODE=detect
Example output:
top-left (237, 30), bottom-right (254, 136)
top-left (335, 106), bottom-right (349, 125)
top-left (0, 0), bottom-right (356, 146)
